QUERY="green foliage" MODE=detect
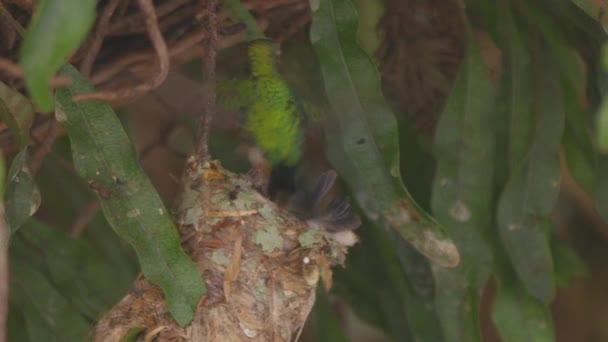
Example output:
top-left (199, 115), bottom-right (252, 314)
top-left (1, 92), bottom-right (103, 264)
top-left (54, 65), bottom-right (205, 326)
top-left (223, 0), bottom-right (265, 40)
top-left (19, 0), bottom-right (96, 112)
top-left (570, 0), bottom-right (608, 32)
top-left (492, 268), bottom-right (555, 342)
top-left (8, 218), bottom-right (133, 341)
top-left (0, 82), bottom-right (39, 234)
top-left (5, 0), bottom-right (607, 340)
top-left (4, 149), bottom-right (40, 235)
top-left (551, 234), bottom-right (589, 287)
top-left (430, 28), bottom-right (495, 341)
top-left (310, 0), bottom-right (459, 269)
top-left (309, 0), bottom-right (601, 341)
top-left (10, 258), bottom-right (91, 341)
top-left (497, 40), bottom-right (562, 304)
top-left (334, 220), bottom-right (443, 341)
top-left (0, 81), bottom-right (35, 148)
top-left (309, 291), bottom-right (350, 342)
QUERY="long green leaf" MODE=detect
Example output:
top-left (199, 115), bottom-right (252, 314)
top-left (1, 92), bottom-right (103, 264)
top-left (11, 220), bottom-right (130, 320)
top-left (310, 0), bottom-right (459, 268)
top-left (597, 95), bottom-right (608, 152)
top-left (492, 268), bottom-right (555, 342)
top-left (550, 234), bottom-right (588, 287)
top-left (7, 306), bottom-right (29, 342)
top-left (334, 222), bottom-right (444, 341)
top-left (0, 81), bottom-right (40, 235)
top-left (4, 149), bottom-right (41, 234)
top-left (311, 291), bottom-right (350, 342)
top-left (594, 155), bottom-right (608, 224)
top-left (351, 0), bottom-right (438, 299)
top-left (54, 64), bottom-right (205, 326)
top-left (596, 43), bottom-right (608, 215)
top-left (10, 257), bottom-right (91, 341)
top-left (36, 140), bottom-right (139, 282)
top-left (350, 0), bottom-right (383, 56)
top-left (497, 39), bottom-right (563, 303)
top-left (430, 28), bottom-right (495, 342)
top-left (20, 0), bottom-right (96, 112)
top-left (569, 0), bottom-right (608, 32)
top-left (223, 0), bottom-right (264, 41)
top-left (0, 81), bottom-right (35, 148)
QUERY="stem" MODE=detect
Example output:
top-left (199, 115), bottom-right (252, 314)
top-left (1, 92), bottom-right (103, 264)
top-left (222, 0), bottom-right (265, 41)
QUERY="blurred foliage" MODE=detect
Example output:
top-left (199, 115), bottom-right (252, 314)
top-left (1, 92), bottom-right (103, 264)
top-left (20, 0), bottom-right (96, 112)
top-left (3, 0), bottom-right (608, 341)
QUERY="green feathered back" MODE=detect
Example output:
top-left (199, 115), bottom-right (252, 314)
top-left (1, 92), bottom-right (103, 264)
top-left (246, 39), bottom-right (302, 166)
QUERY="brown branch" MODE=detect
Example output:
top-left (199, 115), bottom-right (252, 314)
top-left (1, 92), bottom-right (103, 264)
top-left (107, 0), bottom-right (191, 37)
top-left (88, 11), bottom-right (248, 87)
top-left (559, 150), bottom-right (608, 242)
top-left (244, 0), bottom-right (304, 12)
top-left (30, 118), bottom-right (59, 176)
top-left (275, 8), bottom-right (310, 42)
top-left (0, 201), bottom-right (7, 342)
top-left (74, 0), bottom-right (170, 103)
top-left (69, 200), bottom-right (101, 237)
top-left (0, 58), bottom-right (71, 88)
top-left (0, 58), bottom-right (22, 79)
top-left (0, 1), bottom-right (25, 36)
top-left (195, 0), bottom-right (218, 162)
top-left (80, 0), bottom-right (123, 77)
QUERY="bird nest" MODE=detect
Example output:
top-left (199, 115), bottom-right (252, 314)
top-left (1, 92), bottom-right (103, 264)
top-left (93, 159), bottom-right (351, 341)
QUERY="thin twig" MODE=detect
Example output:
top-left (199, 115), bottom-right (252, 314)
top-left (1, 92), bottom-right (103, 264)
top-left (0, 2), bottom-right (25, 36)
top-left (224, 0), bottom-right (265, 40)
top-left (0, 58), bottom-right (22, 79)
top-left (107, 0), bottom-right (190, 36)
top-left (69, 200), bottom-right (101, 237)
top-left (90, 24), bottom-right (212, 86)
top-left (195, 0), bottom-right (218, 162)
top-left (0, 58), bottom-right (71, 88)
top-left (0, 201), bottom-right (8, 342)
top-left (74, 0), bottom-right (170, 102)
top-left (275, 9), bottom-right (310, 42)
top-left (81, 0), bottom-right (123, 77)
top-left (30, 119), bottom-right (59, 176)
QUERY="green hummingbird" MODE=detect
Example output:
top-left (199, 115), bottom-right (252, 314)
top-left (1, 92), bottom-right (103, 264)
top-left (221, 39), bottom-right (361, 234)
top-left (245, 38), bottom-right (303, 167)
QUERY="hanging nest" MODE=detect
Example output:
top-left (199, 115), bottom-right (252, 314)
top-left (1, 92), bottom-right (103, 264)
top-left (93, 159), bottom-right (352, 341)
top-left (377, 0), bottom-right (466, 136)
